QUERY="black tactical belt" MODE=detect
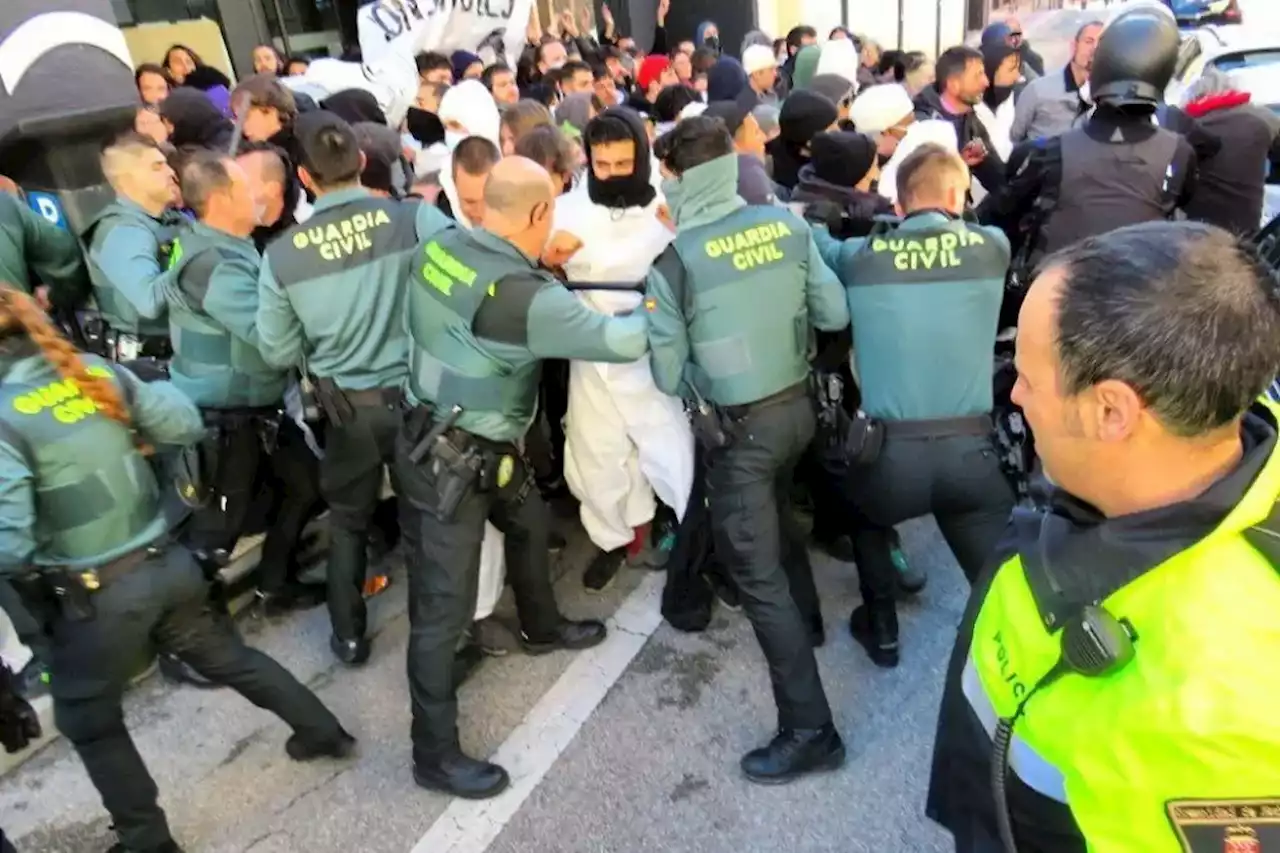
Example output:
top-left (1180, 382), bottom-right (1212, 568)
top-left (722, 380), bottom-right (810, 421)
top-left (74, 547), bottom-right (150, 591)
top-left (343, 387), bottom-right (401, 408)
top-left (882, 415), bottom-right (992, 440)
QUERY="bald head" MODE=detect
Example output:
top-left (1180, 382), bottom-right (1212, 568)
top-left (481, 156), bottom-right (557, 259)
top-left (483, 156), bottom-right (554, 220)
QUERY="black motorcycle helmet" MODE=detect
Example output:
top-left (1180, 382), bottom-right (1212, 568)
top-left (1090, 3), bottom-right (1180, 109)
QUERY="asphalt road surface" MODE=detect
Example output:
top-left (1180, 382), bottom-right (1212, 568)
top-left (0, 10), bottom-right (1201, 853)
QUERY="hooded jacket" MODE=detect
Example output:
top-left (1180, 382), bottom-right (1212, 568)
top-left (436, 81), bottom-right (502, 228)
top-left (791, 45), bottom-right (821, 91)
top-left (791, 167), bottom-right (896, 237)
top-left (975, 23), bottom-right (1021, 162)
top-left (769, 90), bottom-right (838, 190)
top-left (159, 88), bottom-right (235, 150)
top-left (1181, 91), bottom-right (1280, 235)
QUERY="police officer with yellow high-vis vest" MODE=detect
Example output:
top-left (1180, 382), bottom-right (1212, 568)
top-left (396, 156), bottom-right (645, 800)
top-left (257, 112), bottom-right (453, 666)
top-left (0, 285), bottom-right (353, 853)
top-left (646, 117), bottom-right (851, 785)
top-left (927, 220), bottom-right (1280, 853)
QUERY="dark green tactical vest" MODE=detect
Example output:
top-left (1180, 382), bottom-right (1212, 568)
top-left (0, 363), bottom-right (159, 564)
top-left (664, 205), bottom-right (815, 406)
top-left (83, 201), bottom-right (186, 337)
top-left (166, 230), bottom-right (286, 408)
top-left (405, 228), bottom-right (541, 417)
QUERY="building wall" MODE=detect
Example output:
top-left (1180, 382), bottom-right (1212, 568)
top-left (757, 0), bottom-right (975, 57)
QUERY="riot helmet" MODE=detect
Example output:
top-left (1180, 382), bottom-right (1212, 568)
top-left (1090, 3), bottom-right (1180, 109)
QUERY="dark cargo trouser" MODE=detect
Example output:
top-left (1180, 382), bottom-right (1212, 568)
top-left (319, 395), bottom-right (401, 643)
top-left (45, 549), bottom-right (343, 851)
top-left (844, 422), bottom-right (1015, 605)
top-left (706, 393), bottom-right (832, 731)
top-left (394, 416), bottom-right (562, 762)
top-left (183, 416), bottom-right (321, 593)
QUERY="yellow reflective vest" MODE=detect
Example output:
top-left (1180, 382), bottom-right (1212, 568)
top-left (965, 403), bottom-right (1280, 851)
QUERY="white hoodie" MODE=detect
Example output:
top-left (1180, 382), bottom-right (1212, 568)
top-left (433, 81), bottom-right (502, 228)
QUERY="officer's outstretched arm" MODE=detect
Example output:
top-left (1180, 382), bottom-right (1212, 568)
top-left (112, 366), bottom-right (206, 447)
top-left (644, 265), bottom-right (690, 397)
top-left (255, 254), bottom-right (306, 370)
top-left (94, 222), bottom-right (171, 320)
top-left (524, 275), bottom-right (649, 363)
top-left (976, 144), bottom-right (1046, 239)
top-left (203, 255), bottom-right (267, 350)
top-left (4, 195), bottom-right (90, 307)
top-left (0, 441), bottom-right (37, 574)
top-left (804, 231), bottom-right (851, 332)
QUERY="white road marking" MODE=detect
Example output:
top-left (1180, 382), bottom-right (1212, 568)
top-left (410, 572), bottom-right (666, 853)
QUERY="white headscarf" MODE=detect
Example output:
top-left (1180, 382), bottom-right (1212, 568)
top-left (878, 119), bottom-right (960, 204)
top-left (436, 80), bottom-right (502, 229)
top-left (815, 39), bottom-right (861, 93)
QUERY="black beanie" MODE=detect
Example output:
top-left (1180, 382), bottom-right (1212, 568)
top-left (809, 131), bottom-right (877, 188)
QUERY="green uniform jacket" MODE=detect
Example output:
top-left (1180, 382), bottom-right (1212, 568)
top-left (257, 188), bottom-right (453, 391)
top-left (646, 153), bottom-right (848, 406)
top-left (405, 227), bottom-right (649, 442)
top-left (0, 345), bottom-right (205, 574)
top-left (0, 193), bottom-right (90, 308)
top-left (814, 211), bottom-right (1011, 421)
top-left (84, 198), bottom-right (188, 337)
top-left (164, 223), bottom-right (287, 408)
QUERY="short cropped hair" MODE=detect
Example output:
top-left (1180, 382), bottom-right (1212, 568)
top-left (180, 150), bottom-right (235, 219)
top-left (936, 45), bottom-right (983, 88)
top-left (1045, 222), bottom-right (1280, 436)
top-left (786, 26), bottom-right (817, 52)
top-left (501, 100), bottom-right (554, 140)
top-left (295, 112), bottom-right (362, 187)
top-left (654, 115), bottom-right (734, 176)
top-left (453, 136), bottom-right (501, 177)
top-left (482, 63), bottom-right (513, 90)
top-left (416, 51), bottom-right (451, 75)
top-left (894, 143), bottom-right (969, 208)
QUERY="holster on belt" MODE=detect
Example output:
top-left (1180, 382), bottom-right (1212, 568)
top-left (842, 410), bottom-right (885, 467)
top-left (174, 425), bottom-right (219, 508)
top-left (312, 376), bottom-right (357, 428)
top-left (403, 403), bottom-right (483, 522)
top-left (687, 385), bottom-right (732, 452)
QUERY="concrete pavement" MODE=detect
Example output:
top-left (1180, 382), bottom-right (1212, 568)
top-left (0, 513), bottom-right (969, 853)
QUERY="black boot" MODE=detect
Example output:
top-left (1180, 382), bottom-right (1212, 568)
top-left (520, 619), bottom-right (607, 655)
top-left (582, 547), bottom-right (624, 593)
top-left (286, 728), bottom-right (357, 761)
top-left (107, 841), bottom-right (184, 853)
top-left (740, 724), bottom-right (845, 784)
top-left (850, 604), bottom-right (899, 668)
top-left (256, 581), bottom-right (327, 617)
top-left (414, 748), bottom-right (510, 799)
top-left (329, 634), bottom-right (372, 666)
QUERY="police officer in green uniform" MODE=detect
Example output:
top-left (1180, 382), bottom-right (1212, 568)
top-left (646, 117), bottom-right (851, 783)
top-left (85, 132), bottom-right (187, 363)
top-left (813, 144), bottom-right (1015, 669)
top-left (928, 221), bottom-right (1280, 853)
top-left (0, 189), bottom-right (90, 308)
top-left (165, 150), bottom-right (324, 612)
top-left (397, 155), bottom-right (644, 799)
top-left (257, 112), bottom-right (454, 665)
top-left (0, 286), bottom-right (353, 853)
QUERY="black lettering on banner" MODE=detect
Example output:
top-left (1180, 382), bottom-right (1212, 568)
top-left (1166, 798), bottom-right (1280, 852)
top-left (403, 0), bottom-right (425, 20)
top-left (370, 2), bottom-right (407, 41)
top-left (458, 0), bottom-right (474, 12)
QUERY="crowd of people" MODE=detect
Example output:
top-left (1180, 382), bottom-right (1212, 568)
top-left (1, 1), bottom-right (1280, 852)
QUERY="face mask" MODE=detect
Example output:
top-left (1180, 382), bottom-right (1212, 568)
top-left (406, 107), bottom-right (446, 146)
top-left (704, 35), bottom-right (720, 52)
top-left (547, 58), bottom-right (566, 71)
top-left (445, 130), bottom-right (467, 153)
top-left (253, 199), bottom-right (269, 227)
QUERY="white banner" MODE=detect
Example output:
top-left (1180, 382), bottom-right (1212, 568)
top-left (357, 0), bottom-right (533, 71)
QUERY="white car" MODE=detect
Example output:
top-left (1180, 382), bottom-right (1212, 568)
top-left (1166, 25), bottom-right (1280, 104)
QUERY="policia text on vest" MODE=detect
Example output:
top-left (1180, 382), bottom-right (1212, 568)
top-left (395, 224), bottom-right (647, 789)
top-left (813, 212), bottom-right (1016, 668)
top-left (928, 400), bottom-right (1280, 853)
top-left (257, 188), bottom-right (453, 658)
top-left (645, 164), bottom-right (852, 781)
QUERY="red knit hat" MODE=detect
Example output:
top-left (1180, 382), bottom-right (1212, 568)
top-left (637, 55), bottom-right (671, 92)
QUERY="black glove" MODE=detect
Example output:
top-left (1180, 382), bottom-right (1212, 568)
top-left (0, 664), bottom-right (41, 754)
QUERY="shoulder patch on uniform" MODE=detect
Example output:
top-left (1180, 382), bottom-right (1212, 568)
top-left (1165, 798), bottom-right (1280, 852)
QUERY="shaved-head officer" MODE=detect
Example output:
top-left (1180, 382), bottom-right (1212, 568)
top-left (396, 155), bottom-right (649, 799)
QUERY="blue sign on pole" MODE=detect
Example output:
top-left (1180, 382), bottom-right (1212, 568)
top-left (26, 191), bottom-right (66, 231)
